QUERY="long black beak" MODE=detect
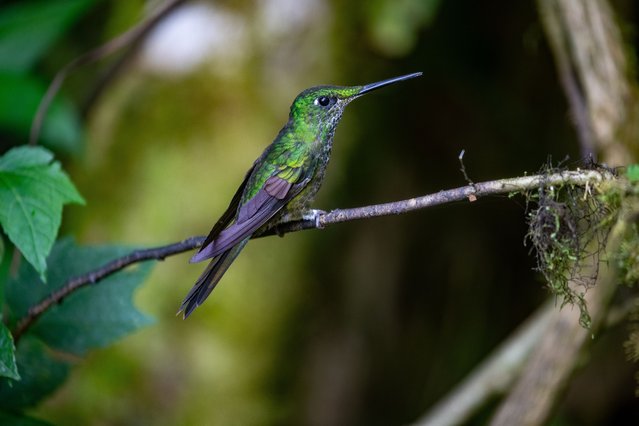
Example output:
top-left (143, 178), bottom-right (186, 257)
top-left (358, 72), bottom-right (422, 95)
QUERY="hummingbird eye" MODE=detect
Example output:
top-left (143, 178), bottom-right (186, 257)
top-left (315, 96), bottom-right (331, 107)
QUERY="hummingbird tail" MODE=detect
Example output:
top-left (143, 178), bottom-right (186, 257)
top-left (179, 239), bottom-right (248, 318)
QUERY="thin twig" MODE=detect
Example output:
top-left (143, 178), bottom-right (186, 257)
top-left (11, 169), bottom-right (614, 342)
top-left (81, 0), bottom-right (188, 117)
top-left (29, 0), bottom-right (186, 145)
top-left (457, 149), bottom-right (477, 202)
top-left (458, 149), bottom-right (475, 185)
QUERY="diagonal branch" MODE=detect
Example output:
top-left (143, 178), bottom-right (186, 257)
top-left (11, 169), bottom-right (614, 342)
top-left (411, 301), bottom-right (555, 426)
top-left (29, 0), bottom-right (186, 145)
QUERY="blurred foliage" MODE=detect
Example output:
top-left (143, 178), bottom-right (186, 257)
top-left (619, 223), bottom-right (639, 287)
top-left (365, 0), bottom-right (441, 56)
top-left (0, 0), bottom-right (638, 425)
top-left (627, 163), bottom-right (639, 182)
top-left (0, 0), bottom-right (94, 72)
top-left (0, 0), bottom-right (92, 154)
top-left (0, 411), bottom-right (52, 426)
top-left (0, 74), bottom-right (83, 154)
top-left (0, 336), bottom-right (72, 412)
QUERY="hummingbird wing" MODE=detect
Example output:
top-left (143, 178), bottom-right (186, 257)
top-left (190, 169), bottom-right (308, 263)
top-left (196, 164), bottom-right (256, 252)
top-left (181, 162), bottom-right (308, 317)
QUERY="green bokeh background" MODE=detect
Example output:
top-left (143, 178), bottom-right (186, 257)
top-left (2, 0), bottom-right (638, 424)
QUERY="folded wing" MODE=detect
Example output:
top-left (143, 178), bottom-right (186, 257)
top-left (190, 172), bottom-right (306, 263)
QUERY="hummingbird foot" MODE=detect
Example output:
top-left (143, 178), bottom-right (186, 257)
top-left (303, 209), bottom-right (327, 229)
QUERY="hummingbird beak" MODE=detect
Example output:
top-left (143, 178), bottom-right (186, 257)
top-left (357, 72), bottom-right (423, 96)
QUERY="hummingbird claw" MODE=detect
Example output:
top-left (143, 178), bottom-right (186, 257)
top-left (304, 209), bottom-right (326, 229)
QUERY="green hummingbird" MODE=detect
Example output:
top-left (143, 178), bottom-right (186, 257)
top-left (180, 72), bottom-right (422, 317)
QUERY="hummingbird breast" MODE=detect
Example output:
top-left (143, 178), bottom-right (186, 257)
top-left (282, 130), bottom-right (335, 217)
top-left (255, 105), bottom-right (344, 227)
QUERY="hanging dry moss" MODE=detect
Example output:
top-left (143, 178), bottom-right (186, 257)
top-left (525, 162), bottom-right (620, 328)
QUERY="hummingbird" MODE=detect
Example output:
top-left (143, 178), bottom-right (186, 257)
top-left (180, 72), bottom-right (422, 317)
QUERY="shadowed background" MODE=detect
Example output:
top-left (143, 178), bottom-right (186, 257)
top-left (4, 0), bottom-right (638, 424)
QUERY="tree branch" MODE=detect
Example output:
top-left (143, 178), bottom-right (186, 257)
top-left (11, 236), bottom-right (203, 342)
top-left (538, 0), bottom-right (636, 165)
top-left (11, 169), bottom-right (614, 342)
top-left (411, 301), bottom-right (555, 426)
top-left (262, 169), bottom-right (613, 236)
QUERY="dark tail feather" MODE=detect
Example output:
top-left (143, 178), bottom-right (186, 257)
top-left (179, 240), bottom-right (247, 318)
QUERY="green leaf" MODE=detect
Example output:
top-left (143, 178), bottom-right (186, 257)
top-left (0, 411), bottom-right (54, 426)
top-left (0, 323), bottom-right (19, 380)
top-left (7, 238), bottom-right (154, 356)
top-left (0, 0), bottom-right (96, 72)
top-left (626, 164), bottom-right (639, 183)
top-left (0, 336), bottom-right (71, 411)
top-left (0, 72), bottom-right (83, 154)
top-left (0, 146), bottom-right (84, 280)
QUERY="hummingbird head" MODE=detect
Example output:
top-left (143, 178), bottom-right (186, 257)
top-left (288, 72), bottom-right (422, 138)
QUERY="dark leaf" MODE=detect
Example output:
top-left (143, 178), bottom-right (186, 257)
top-left (0, 336), bottom-right (70, 410)
top-left (0, 411), bottom-right (53, 426)
top-left (6, 238), bottom-right (154, 356)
